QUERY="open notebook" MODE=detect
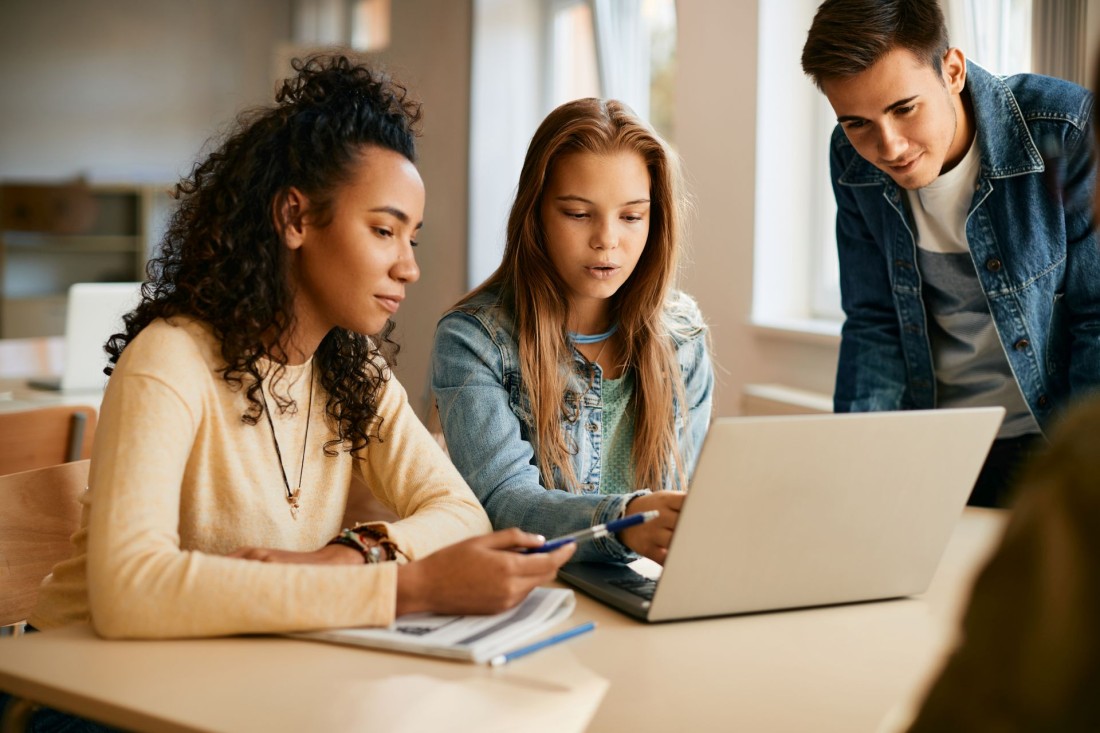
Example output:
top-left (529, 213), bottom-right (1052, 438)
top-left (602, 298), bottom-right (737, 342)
top-left (288, 587), bottom-right (576, 663)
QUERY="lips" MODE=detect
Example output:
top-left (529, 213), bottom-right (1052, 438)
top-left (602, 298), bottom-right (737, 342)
top-left (375, 294), bottom-right (403, 314)
top-left (887, 153), bottom-right (922, 173)
top-left (585, 263), bottom-right (621, 280)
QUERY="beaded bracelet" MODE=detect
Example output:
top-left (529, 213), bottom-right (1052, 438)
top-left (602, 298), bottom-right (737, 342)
top-left (327, 529), bottom-right (387, 564)
top-left (352, 524), bottom-right (407, 562)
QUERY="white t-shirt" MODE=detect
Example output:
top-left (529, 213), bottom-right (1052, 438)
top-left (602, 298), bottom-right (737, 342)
top-left (907, 136), bottom-right (1040, 439)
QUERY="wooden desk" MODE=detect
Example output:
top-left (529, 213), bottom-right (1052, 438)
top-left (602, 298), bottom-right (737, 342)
top-left (0, 336), bottom-right (64, 379)
top-left (0, 510), bottom-right (1006, 733)
top-left (0, 377), bottom-right (103, 414)
top-left (0, 336), bottom-right (108, 413)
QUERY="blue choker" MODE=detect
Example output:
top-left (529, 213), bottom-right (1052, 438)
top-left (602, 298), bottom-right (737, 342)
top-left (568, 324), bottom-right (618, 344)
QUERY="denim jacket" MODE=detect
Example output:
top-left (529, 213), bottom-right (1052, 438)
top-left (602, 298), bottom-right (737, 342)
top-left (431, 288), bottom-right (714, 563)
top-left (832, 61), bottom-right (1100, 431)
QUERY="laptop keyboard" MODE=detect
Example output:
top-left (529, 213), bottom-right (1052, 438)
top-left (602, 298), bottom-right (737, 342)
top-left (609, 575), bottom-right (658, 600)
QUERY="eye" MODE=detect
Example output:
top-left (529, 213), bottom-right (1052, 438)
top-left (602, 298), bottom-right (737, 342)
top-left (894, 105), bottom-right (916, 116)
top-left (373, 227), bottom-right (394, 238)
top-left (622, 214), bottom-right (645, 223)
top-left (564, 210), bottom-right (589, 220)
top-left (843, 120), bottom-right (867, 131)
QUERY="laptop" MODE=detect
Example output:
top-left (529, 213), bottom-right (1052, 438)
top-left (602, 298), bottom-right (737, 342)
top-left (29, 282), bottom-right (143, 392)
top-left (558, 407), bottom-right (1005, 622)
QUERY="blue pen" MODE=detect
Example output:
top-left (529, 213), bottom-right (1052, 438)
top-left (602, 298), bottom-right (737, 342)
top-left (488, 621), bottom-right (597, 667)
top-left (522, 509), bottom-right (660, 553)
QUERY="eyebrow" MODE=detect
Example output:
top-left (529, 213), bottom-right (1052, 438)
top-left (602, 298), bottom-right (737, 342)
top-left (370, 205), bottom-right (424, 230)
top-left (836, 95), bottom-right (919, 123)
top-left (554, 195), bottom-right (651, 206)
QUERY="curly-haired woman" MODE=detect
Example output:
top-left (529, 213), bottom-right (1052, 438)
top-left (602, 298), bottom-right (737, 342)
top-left (29, 56), bottom-right (574, 642)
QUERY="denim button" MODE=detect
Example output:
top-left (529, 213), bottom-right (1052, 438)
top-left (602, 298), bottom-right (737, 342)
top-left (586, 423), bottom-right (599, 432)
top-left (1014, 338), bottom-right (1030, 350)
top-left (986, 258), bottom-right (1003, 272)
top-left (1038, 394), bottom-right (1050, 407)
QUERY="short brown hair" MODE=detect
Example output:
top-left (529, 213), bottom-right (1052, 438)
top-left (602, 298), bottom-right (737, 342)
top-left (801, 0), bottom-right (950, 89)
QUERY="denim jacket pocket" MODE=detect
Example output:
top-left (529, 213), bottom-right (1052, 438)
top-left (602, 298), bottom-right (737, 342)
top-left (505, 372), bottom-right (534, 427)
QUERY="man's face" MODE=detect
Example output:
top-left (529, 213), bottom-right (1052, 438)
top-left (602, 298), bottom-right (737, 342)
top-left (822, 47), bottom-right (970, 190)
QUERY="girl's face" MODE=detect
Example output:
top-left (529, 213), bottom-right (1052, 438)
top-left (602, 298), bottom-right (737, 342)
top-left (286, 145), bottom-right (424, 348)
top-left (539, 150), bottom-right (651, 325)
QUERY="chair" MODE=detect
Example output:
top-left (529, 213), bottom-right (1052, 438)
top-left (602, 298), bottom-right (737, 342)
top-left (0, 405), bottom-right (96, 476)
top-left (0, 459), bottom-right (89, 633)
top-left (0, 460), bottom-right (89, 732)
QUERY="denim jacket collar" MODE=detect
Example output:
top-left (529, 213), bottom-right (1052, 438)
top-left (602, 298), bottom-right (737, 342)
top-left (837, 61), bottom-right (1045, 189)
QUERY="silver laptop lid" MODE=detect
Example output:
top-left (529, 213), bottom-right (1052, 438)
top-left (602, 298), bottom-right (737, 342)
top-left (60, 282), bottom-right (143, 391)
top-left (646, 407), bottom-right (1004, 622)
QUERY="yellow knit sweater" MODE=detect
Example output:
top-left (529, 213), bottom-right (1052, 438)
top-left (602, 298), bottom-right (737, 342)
top-left (30, 317), bottom-right (491, 638)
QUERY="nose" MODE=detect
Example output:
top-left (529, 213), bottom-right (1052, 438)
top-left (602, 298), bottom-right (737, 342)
top-left (878, 121), bottom-right (908, 162)
top-left (392, 240), bottom-right (420, 284)
top-left (590, 216), bottom-right (618, 250)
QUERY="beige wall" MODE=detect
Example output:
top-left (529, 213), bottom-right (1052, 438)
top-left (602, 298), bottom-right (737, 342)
top-left (0, 0), bottom-right (290, 181)
top-left (371, 0), bottom-right (473, 416)
top-left (676, 0), bottom-right (839, 416)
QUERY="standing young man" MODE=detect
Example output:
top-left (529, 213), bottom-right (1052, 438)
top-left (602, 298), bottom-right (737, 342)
top-left (801, 0), bottom-right (1100, 506)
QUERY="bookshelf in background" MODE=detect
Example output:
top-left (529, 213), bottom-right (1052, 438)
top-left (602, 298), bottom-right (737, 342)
top-left (0, 182), bottom-right (173, 338)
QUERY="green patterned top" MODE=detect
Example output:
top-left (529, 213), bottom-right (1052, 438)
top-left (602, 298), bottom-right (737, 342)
top-left (600, 370), bottom-right (636, 494)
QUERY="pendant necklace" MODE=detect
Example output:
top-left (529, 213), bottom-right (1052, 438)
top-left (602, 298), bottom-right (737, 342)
top-left (261, 361), bottom-right (314, 520)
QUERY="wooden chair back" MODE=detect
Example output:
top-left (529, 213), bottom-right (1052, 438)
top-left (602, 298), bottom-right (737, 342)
top-left (0, 405), bottom-right (96, 475)
top-left (0, 459), bottom-right (89, 627)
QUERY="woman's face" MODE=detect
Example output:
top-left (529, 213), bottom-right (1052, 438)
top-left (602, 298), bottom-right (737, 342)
top-left (539, 150), bottom-right (651, 324)
top-left (288, 145), bottom-right (424, 343)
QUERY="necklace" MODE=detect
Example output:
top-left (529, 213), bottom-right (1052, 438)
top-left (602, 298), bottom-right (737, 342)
top-left (261, 362), bottom-right (314, 520)
top-left (589, 337), bottom-right (611, 366)
top-left (568, 323), bottom-right (618, 344)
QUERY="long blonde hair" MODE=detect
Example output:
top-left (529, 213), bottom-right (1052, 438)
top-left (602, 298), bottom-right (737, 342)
top-left (459, 98), bottom-right (691, 493)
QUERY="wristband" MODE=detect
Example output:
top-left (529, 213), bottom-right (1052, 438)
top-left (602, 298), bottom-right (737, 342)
top-left (352, 524), bottom-right (406, 562)
top-left (328, 529), bottom-right (387, 564)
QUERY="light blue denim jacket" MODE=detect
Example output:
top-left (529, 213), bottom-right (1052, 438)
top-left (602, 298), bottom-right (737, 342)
top-left (832, 61), bottom-right (1100, 430)
top-left (431, 288), bottom-right (714, 563)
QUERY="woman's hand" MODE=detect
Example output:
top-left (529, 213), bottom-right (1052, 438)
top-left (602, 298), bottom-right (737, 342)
top-left (618, 491), bottom-right (685, 564)
top-left (395, 528), bottom-right (576, 616)
top-left (226, 543), bottom-right (363, 565)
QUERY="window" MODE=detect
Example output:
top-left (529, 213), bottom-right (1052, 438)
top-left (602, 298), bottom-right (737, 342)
top-left (468, 0), bottom-right (677, 289)
top-left (755, 0), bottom-right (1041, 331)
top-left (546, 1), bottom-right (600, 107)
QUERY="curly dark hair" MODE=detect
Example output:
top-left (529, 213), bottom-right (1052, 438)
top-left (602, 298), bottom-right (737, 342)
top-left (106, 55), bottom-right (422, 455)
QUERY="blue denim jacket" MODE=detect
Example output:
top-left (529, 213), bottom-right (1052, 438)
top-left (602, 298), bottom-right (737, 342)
top-left (832, 61), bottom-right (1100, 430)
top-left (431, 288), bottom-right (714, 562)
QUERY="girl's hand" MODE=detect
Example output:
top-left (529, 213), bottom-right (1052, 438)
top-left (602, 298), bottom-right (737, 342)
top-left (395, 528), bottom-right (576, 616)
top-left (618, 491), bottom-right (685, 564)
top-left (227, 543), bottom-right (363, 565)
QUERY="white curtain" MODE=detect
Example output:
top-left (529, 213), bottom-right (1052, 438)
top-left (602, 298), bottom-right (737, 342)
top-left (292, 0), bottom-right (350, 46)
top-left (943, 0), bottom-right (1032, 76)
top-left (1030, 0), bottom-right (1088, 85)
top-left (590, 0), bottom-right (651, 120)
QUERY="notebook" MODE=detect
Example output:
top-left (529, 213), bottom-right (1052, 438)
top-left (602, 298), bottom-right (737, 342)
top-left (557, 407), bottom-right (1005, 622)
top-left (289, 587), bottom-right (577, 664)
top-left (29, 282), bottom-right (143, 392)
